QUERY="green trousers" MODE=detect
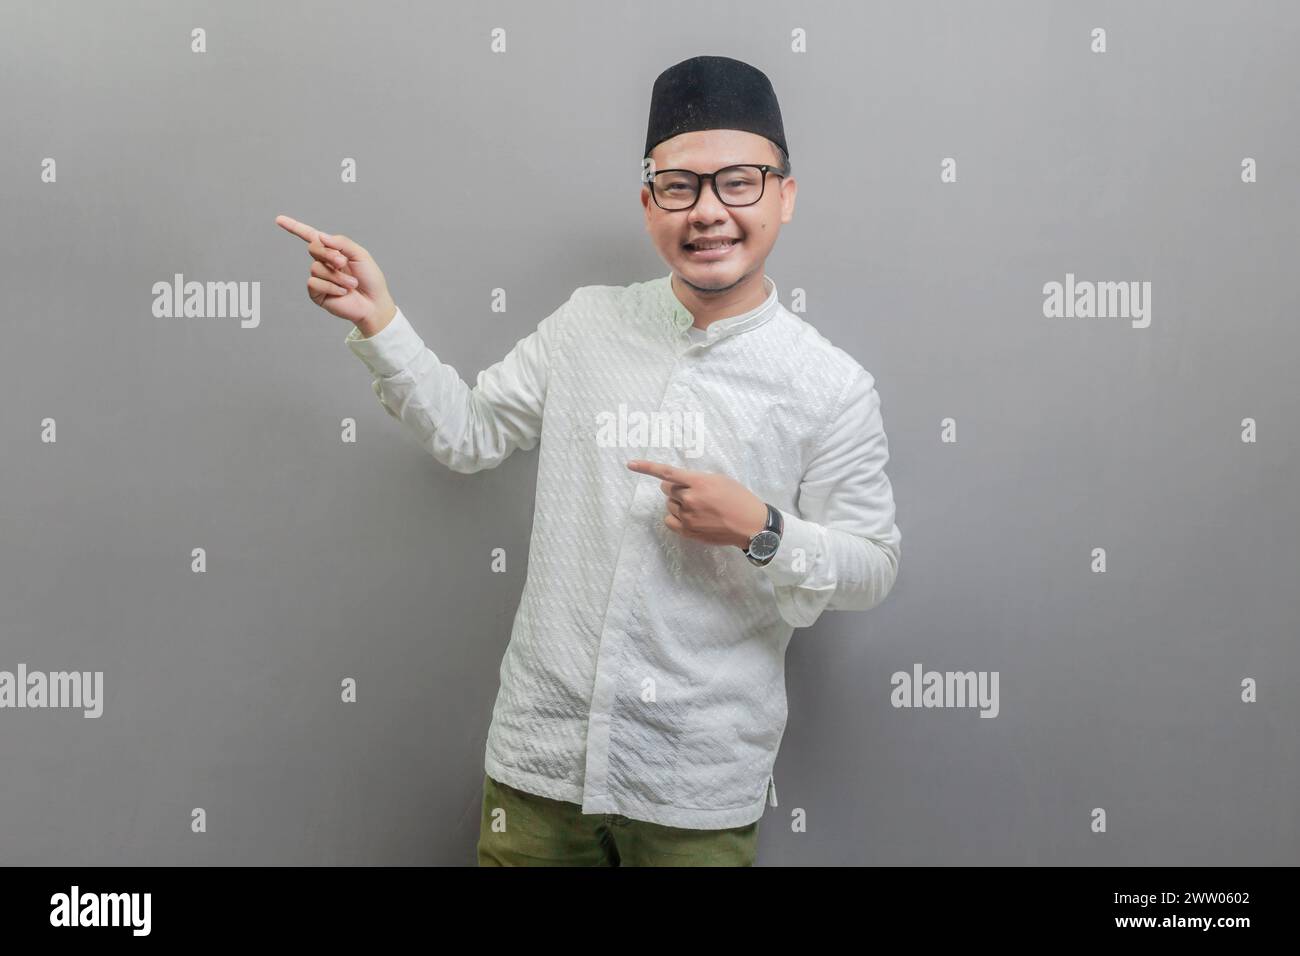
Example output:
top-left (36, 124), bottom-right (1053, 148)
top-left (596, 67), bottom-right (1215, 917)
top-left (476, 774), bottom-right (761, 866)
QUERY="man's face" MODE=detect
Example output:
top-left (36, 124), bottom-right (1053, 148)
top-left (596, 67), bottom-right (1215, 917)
top-left (641, 129), bottom-right (796, 292)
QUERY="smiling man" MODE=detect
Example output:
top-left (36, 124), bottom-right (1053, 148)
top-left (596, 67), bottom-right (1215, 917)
top-left (276, 54), bottom-right (901, 867)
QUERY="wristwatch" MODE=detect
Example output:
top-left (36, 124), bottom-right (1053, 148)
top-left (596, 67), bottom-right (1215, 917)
top-left (742, 503), bottom-right (784, 567)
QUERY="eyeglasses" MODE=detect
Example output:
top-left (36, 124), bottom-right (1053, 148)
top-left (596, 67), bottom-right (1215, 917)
top-left (646, 164), bottom-right (785, 211)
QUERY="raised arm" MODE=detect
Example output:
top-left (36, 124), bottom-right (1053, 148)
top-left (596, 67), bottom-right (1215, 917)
top-left (275, 213), bottom-right (567, 474)
top-left (344, 299), bottom-right (567, 473)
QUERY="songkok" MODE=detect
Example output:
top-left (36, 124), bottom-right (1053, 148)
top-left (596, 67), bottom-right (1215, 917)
top-left (644, 55), bottom-right (788, 162)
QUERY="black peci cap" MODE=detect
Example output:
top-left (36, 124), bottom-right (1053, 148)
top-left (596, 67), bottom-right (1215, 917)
top-left (644, 55), bottom-right (788, 162)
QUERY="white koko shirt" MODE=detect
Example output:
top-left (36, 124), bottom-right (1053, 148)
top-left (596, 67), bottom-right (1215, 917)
top-left (345, 272), bottom-right (902, 829)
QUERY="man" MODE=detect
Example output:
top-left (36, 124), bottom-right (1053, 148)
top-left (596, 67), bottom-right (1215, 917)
top-left (275, 54), bottom-right (901, 866)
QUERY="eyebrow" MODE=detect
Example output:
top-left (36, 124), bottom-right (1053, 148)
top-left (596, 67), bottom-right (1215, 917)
top-left (658, 162), bottom-right (765, 170)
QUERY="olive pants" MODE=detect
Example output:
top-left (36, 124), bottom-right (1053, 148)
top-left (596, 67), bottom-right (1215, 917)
top-left (476, 774), bottom-right (760, 866)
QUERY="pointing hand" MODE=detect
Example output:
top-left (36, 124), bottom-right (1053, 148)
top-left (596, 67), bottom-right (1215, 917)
top-left (275, 214), bottom-right (397, 336)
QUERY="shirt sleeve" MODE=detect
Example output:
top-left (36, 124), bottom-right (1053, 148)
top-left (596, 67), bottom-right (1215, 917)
top-left (344, 296), bottom-right (568, 474)
top-left (758, 367), bottom-right (902, 628)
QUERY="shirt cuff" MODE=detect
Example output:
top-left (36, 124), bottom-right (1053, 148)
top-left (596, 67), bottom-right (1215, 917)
top-left (758, 508), bottom-right (824, 587)
top-left (345, 307), bottom-right (426, 378)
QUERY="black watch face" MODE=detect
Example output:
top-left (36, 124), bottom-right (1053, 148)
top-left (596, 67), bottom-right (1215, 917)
top-left (749, 530), bottom-right (780, 560)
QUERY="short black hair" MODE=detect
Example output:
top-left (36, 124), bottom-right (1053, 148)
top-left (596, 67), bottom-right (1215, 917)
top-left (768, 139), bottom-right (791, 177)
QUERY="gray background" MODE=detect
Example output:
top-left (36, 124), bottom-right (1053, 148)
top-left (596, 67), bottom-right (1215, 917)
top-left (2, 0), bottom-right (1296, 865)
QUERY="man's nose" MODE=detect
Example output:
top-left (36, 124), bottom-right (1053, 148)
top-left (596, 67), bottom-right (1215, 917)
top-left (689, 181), bottom-right (729, 222)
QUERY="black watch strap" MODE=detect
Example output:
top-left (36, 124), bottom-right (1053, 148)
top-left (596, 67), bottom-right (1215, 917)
top-left (762, 503), bottom-right (782, 537)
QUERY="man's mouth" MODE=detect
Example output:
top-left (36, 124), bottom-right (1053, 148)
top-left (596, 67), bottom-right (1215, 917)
top-left (683, 238), bottom-right (741, 258)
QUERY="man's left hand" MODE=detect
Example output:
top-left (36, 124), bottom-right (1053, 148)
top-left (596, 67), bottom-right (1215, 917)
top-left (626, 459), bottom-right (769, 550)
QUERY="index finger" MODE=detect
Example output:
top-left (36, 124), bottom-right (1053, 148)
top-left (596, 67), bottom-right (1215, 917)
top-left (626, 459), bottom-right (691, 485)
top-left (274, 214), bottom-right (320, 243)
top-left (318, 231), bottom-right (367, 262)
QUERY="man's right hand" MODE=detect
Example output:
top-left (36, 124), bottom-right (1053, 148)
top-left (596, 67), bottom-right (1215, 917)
top-left (274, 214), bottom-right (398, 337)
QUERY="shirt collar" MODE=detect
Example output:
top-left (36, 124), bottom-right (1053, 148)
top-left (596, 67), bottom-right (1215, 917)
top-left (658, 272), bottom-right (780, 344)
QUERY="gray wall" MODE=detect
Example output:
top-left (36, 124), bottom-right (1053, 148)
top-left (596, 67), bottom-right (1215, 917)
top-left (2, 0), bottom-right (1296, 865)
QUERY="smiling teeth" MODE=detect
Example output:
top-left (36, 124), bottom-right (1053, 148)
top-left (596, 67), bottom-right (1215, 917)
top-left (689, 239), bottom-right (736, 250)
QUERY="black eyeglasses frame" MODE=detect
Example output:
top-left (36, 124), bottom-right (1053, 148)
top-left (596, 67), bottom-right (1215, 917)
top-left (646, 164), bottom-right (786, 211)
